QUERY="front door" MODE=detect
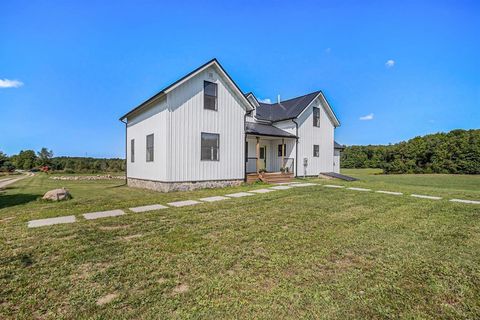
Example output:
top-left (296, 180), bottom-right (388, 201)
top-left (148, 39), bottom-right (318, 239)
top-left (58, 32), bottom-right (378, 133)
top-left (259, 146), bottom-right (267, 170)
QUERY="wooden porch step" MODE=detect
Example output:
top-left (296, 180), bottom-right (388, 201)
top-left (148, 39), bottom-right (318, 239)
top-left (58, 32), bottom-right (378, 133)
top-left (259, 172), bottom-right (294, 184)
top-left (246, 173), bottom-right (260, 183)
top-left (246, 172), bottom-right (294, 184)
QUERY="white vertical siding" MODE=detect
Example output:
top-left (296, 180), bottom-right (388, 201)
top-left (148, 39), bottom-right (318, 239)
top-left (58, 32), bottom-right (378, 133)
top-left (166, 66), bottom-right (246, 182)
top-left (296, 98), bottom-right (335, 176)
top-left (333, 149), bottom-right (341, 173)
top-left (126, 97), bottom-right (169, 181)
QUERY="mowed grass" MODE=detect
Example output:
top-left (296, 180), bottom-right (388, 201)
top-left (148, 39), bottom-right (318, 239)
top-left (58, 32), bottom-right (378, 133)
top-left (1, 171), bottom-right (479, 319)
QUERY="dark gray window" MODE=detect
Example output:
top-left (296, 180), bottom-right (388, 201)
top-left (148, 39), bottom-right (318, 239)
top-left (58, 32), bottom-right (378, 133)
top-left (313, 107), bottom-right (320, 127)
top-left (146, 134), bottom-right (154, 162)
top-left (245, 141), bottom-right (248, 162)
top-left (204, 81), bottom-right (217, 110)
top-left (277, 144), bottom-right (286, 157)
top-left (201, 133), bottom-right (219, 161)
top-left (313, 144), bottom-right (319, 157)
top-left (131, 139), bottom-right (135, 163)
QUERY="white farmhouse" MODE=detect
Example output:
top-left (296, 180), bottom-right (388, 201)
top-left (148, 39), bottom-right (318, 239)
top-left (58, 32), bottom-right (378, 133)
top-left (120, 59), bottom-right (343, 192)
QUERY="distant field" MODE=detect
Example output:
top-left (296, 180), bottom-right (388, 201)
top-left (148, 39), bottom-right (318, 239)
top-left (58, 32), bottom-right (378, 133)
top-left (338, 168), bottom-right (480, 200)
top-left (1, 172), bottom-right (479, 319)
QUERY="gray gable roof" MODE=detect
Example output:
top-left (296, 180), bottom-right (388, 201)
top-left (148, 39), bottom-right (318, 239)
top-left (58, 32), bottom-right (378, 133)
top-left (245, 122), bottom-right (297, 138)
top-left (334, 141), bottom-right (345, 149)
top-left (255, 91), bottom-right (321, 122)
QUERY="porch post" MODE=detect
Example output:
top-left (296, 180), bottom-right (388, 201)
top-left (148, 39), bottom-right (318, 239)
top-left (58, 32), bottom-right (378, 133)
top-left (281, 138), bottom-right (285, 171)
top-left (256, 137), bottom-right (260, 174)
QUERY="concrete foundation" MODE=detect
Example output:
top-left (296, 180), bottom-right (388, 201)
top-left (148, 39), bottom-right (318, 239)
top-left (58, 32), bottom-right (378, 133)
top-left (127, 177), bottom-right (243, 192)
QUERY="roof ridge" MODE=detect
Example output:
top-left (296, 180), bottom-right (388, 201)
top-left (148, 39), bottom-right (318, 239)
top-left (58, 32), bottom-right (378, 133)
top-left (259, 90), bottom-right (321, 106)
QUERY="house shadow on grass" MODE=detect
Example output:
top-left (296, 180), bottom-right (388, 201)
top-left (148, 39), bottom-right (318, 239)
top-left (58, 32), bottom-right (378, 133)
top-left (0, 193), bottom-right (41, 209)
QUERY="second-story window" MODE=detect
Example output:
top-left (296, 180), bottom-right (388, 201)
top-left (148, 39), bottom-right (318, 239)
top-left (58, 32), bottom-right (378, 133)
top-left (313, 107), bottom-right (320, 127)
top-left (204, 81), bottom-right (217, 110)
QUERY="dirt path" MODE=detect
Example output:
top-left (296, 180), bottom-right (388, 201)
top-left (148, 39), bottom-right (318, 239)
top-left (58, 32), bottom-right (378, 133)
top-left (0, 173), bottom-right (33, 189)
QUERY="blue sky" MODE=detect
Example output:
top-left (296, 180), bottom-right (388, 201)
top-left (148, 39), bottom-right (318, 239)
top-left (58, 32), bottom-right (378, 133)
top-left (1, 0), bottom-right (479, 157)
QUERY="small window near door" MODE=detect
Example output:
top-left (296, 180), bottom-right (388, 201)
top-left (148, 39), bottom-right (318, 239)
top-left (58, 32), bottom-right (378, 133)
top-left (204, 81), bottom-right (217, 110)
top-left (313, 107), bottom-right (320, 127)
top-left (313, 144), bottom-right (319, 157)
top-left (131, 139), bottom-right (135, 163)
top-left (277, 144), bottom-right (286, 156)
top-left (201, 132), bottom-right (219, 161)
top-left (146, 134), bottom-right (154, 162)
top-left (259, 147), bottom-right (265, 159)
top-left (245, 141), bottom-right (248, 162)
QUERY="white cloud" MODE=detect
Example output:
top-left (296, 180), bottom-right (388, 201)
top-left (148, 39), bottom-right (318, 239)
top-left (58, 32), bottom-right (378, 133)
top-left (259, 98), bottom-right (271, 104)
top-left (359, 113), bottom-right (374, 121)
top-left (385, 60), bottom-right (395, 68)
top-left (0, 78), bottom-right (23, 88)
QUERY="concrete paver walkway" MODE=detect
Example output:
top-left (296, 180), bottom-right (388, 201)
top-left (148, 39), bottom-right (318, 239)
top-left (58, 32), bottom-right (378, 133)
top-left (376, 190), bottom-right (403, 195)
top-left (323, 184), bottom-right (345, 188)
top-left (291, 183), bottom-right (317, 187)
top-left (270, 185), bottom-right (292, 190)
top-left (449, 199), bottom-right (480, 204)
top-left (199, 196), bottom-right (229, 202)
top-left (249, 188), bottom-right (276, 193)
top-left (411, 194), bottom-right (442, 200)
top-left (83, 209), bottom-right (126, 220)
top-left (28, 215), bottom-right (76, 228)
top-left (225, 192), bottom-right (254, 198)
top-left (347, 187), bottom-right (371, 192)
top-left (167, 200), bottom-right (201, 207)
top-left (130, 204), bottom-right (168, 213)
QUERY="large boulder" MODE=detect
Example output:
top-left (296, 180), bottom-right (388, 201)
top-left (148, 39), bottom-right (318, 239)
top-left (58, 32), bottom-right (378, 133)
top-left (42, 188), bottom-right (71, 201)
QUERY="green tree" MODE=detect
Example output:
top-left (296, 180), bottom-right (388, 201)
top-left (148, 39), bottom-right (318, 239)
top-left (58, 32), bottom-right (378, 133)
top-left (37, 147), bottom-right (54, 166)
top-left (12, 150), bottom-right (37, 170)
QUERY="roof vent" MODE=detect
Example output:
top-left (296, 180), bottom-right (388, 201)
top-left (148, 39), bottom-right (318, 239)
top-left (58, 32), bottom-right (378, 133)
top-left (277, 94), bottom-right (281, 103)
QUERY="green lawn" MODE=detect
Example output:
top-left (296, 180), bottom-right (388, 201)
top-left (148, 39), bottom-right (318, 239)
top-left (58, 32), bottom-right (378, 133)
top-left (1, 171), bottom-right (479, 319)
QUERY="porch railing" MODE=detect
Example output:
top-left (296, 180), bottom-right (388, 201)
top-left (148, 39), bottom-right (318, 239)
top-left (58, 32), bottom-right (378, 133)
top-left (282, 158), bottom-right (294, 174)
top-left (246, 157), bottom-right (294, 174)
top-left (246, 157), bottom-right (258, 174)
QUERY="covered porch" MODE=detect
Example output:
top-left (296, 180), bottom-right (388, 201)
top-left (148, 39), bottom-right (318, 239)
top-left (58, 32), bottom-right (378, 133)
top-left (245, 122), bottom-right (297, 183)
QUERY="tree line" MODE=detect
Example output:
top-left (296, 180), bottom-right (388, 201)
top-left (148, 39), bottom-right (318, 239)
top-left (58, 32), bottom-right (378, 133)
top-left (0, 148), bottom-right (125, 173)
top-left (341, 129), bottom-right (480, 174)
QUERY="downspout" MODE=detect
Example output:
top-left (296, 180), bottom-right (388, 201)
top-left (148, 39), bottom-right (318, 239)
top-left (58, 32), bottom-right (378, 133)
top-left (292, 119), bottom-right (299, 177)
top-left (244, 111), bottom-right (248, 182)
top-left (120, 118), bottom-right (128, 185)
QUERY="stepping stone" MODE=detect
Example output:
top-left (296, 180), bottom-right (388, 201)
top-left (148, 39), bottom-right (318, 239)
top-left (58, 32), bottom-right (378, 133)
top-left (249, 188), bottom-right (276, 193)
top-left (225, 192), bottom-right (254, 198)
top-left (129, 204), bottom-right (168, 213)
top-left (347, 187), bottom-right (371, 192)
top-left (376, 190), bottom-right (403, 195)
top-left (449, 199), bottom-right (480, 204)
top-left (276, 182), bottom-right (299, 185)
top-left (167, 200), bottom-right (201, 207)
top-left (323, 185), bottom-right (344, 188)
top-left (199, 196), bottom-right (229, 202)
top-left (83, 209), bottom-right (125, 220)
top-left (270, 185), bottom-right (292, 190)
top-left (291, 183), bottom-right (317, 187)
top-left (411, 194), bottom-right (442, 200)
top-left (28, 215), bottom-right (76, 228)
